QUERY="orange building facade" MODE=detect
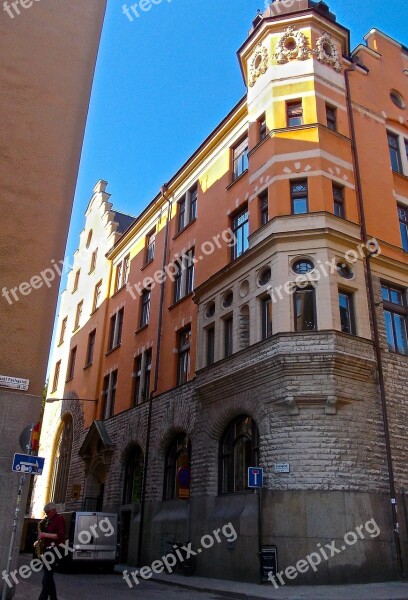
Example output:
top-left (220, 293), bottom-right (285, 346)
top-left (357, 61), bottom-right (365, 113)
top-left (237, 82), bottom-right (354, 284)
top-left (34, 0), bottom-right (408, 584)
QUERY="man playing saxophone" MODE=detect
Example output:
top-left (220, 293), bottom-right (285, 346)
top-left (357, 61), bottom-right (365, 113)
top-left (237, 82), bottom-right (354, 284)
top-left (36, 502), bottom-right (66, 600)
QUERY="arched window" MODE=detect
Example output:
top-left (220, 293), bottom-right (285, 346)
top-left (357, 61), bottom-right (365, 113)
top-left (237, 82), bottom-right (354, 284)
top-left (163, 434), bottom-right (191, 500)
top-left (51, 415), bottom-right (73, 504)
top-left (219, 415), bottom-right (259, 494)
top-left (123, 446), bottom-right (144, 504)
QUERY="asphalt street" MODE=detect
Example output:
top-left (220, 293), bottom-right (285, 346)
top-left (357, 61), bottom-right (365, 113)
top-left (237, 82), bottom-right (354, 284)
top-left (12, 567), bottom-right (227, 600)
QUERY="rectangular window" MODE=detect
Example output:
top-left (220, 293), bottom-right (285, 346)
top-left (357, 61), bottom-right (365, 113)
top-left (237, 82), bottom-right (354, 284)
top-left (93, 281), bottom-right (102, 312)
top-left (52, 360), bottom-right (61, 392)
top-left (405, 139), bottom-right (408, 164)
top-left (59, 317), bottom-right (67, 345)
top-left (85, 330), bottom-right (96, 367)
top-left (108, 308), bottom-right (124, 351)
top-left (177, 327), bottom-right (191, 385)
top-left (338, 291), bottom-right (356, 335)
top-left (224, 316), bottom-right (233, 357)
top-left (326, 105), bottom-right (337, 131)
top-left (333, 184), bottom-right (345, 218)
top-left (287, 101), bottom-right (303, 127)
top-left (258, 114), bottom-right (267, 141)
top-left (206, 326), bottom-right (215, 366)
top-left (143, 349), bottom-right (152, 401)
top-left (232, 137), bottom-right (249, 181)
top-left (398, 205), bottom-right (408, 251)
top-left (381, 284), bottom-right (408, 354)
top-left (74, 301), bottom-right (83, 330)
top-left (140, 289), bottom-right (151, 328)
top-left (173, 261), bottom-right (183, 304)
top-left (178, 197), bottom-right (186, 232)
top-left (177, 183), bottom-right (198, 233)
top-left (66, 346), bottom-right (77, 381)
top-left (186, 248), bottom-right (195, 295)
top-left (173, 248), bottom-right (195, 303)
top-left (132, 355), bottom-right (142, 407)
top-left (261, 296), bottom-right (272, 339)
top-left (291, 180), bottom-right (308, 215)
top-left (294, 287), bottom-right (316, 331)
top-left (90, 249), bottom-right (98, 273)
top-left (387, 132), bottom-right (403, 174)
top-left (146, 229), bottom-right (156, 263)
top-left (231, 207), bottom-right (249, 260)
top-left (123, 255), bottom-right (130, 285)
top-left (73, 269), bottom-right (80, 292)
top-left (259, 191), bottom-right (268, 226)
top-left (189, 185), bottom-right (198, 222)
top-left (102, 370), bottom-right (118, 420)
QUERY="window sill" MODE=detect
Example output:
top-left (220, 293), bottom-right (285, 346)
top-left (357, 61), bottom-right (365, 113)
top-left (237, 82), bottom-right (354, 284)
top-left (226, 169), bottom-right (248, 190)
top-left (173, 218), bottom-right (197, 240)
top-left (392, 170), bottom-right (408, 182)
top-left (83, 363), bottom-right (93, 371)
top-left (65, 377), bottom-right (74, 383)
top-left (141, 258), bottom-right (154, 271)
top-left (135, 324), bottom-right (149, 335)
top-left (72, 326), bottom-right (80, 333)
top-left (168, 291), bottom-right (194, 310)
top-left (90, 307), bottom-right (99, 316)
top-left (105, 344), bottom-right (121, 356)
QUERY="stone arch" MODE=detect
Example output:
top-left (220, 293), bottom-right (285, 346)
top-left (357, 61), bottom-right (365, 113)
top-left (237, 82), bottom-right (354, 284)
top-left (47, 411), bottom-right (74, 507)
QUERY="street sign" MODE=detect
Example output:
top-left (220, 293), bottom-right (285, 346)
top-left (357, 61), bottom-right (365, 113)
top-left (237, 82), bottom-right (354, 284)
top-left (0, 375), bottom-right (29, 391)
top-left (274, 463), bottom-right (290, 474)
top-left (12, 453), bottom-right (45, 475)
top-left (248, 467), bottom-right (263, 488)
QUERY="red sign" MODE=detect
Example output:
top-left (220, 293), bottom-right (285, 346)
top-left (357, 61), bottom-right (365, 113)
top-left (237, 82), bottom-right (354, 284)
top-left (30, 422), bottom-right (41, 452)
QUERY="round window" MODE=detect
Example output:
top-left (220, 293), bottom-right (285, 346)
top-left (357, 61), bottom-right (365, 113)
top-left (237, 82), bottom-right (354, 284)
top-left (222, 290), bottom-right (233, 308)
top-left (292, 259), bottom-right (314, 275)
top-left (254, 54), bottom-right (262, 70)
top-left (285, 37), bottom-right (297, 52)
top-left (323, 41), bottom-right (333, 57)
top-left (205, 301), bottom-right (215, 318)
top-left (337, 262), bottom-right (353, 279)
top-left (390, 91), bottom-right (404, 109)
top-left (258, 266), bottom-right (271, 286)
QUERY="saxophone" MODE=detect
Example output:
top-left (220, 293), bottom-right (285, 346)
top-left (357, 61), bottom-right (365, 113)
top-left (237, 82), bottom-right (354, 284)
top-left (34, 517), bottom-right (48, 557)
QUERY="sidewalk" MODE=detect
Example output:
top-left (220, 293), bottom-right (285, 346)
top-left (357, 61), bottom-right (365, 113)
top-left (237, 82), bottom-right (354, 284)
top-left (116, 565), bottom-right (408, 600)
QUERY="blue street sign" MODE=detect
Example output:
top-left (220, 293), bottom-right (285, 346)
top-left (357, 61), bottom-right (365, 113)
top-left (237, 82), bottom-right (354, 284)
top-left (12, 453), bottom-right (45, 475)
top-left (248, 467), bottom-right (263, 488)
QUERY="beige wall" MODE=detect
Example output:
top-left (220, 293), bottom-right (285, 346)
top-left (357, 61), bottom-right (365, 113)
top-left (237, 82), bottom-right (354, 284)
top-left (0, 0), bottom-right (106, 587)
top-left (0, 0), bottom-right (106, 394)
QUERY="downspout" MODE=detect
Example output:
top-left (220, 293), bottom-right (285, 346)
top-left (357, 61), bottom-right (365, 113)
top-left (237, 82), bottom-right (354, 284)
top-left (344, 62), bottom-right (405, 577)
top-left (137, 184), bottom-right (172, 566)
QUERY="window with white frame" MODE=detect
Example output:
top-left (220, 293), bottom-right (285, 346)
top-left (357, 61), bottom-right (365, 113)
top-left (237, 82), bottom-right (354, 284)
top-left (232, 137), bottom-right (249, 181)
top-left (177, 183), bottom-right (198, 232)
top-left (108, 308), bottom-right (124, 351)
top-left (132, 349), bottom-right (152, 405)
top-left (173, 248), bottom-right (195, 303)
top-left (102, 370), bottom-right (118, 419)
top-left (387, 131), bottom-right (406, 174)
top-left (114, 254), bottom-right (130, 293)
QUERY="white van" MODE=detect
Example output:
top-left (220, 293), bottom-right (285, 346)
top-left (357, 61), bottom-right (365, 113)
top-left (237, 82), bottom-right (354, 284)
top-left (61, 512), bottom-right (118, 570)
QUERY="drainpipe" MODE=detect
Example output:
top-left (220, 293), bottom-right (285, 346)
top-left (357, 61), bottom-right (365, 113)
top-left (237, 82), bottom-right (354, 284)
top-left (344, 62), bottom-right (405, 577)
top-left (137, 185), bottom-right (172, 566)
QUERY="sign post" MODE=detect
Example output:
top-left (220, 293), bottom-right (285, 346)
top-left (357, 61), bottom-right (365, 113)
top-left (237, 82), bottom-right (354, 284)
top-left (1, 439), bottom-right (45, 600)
